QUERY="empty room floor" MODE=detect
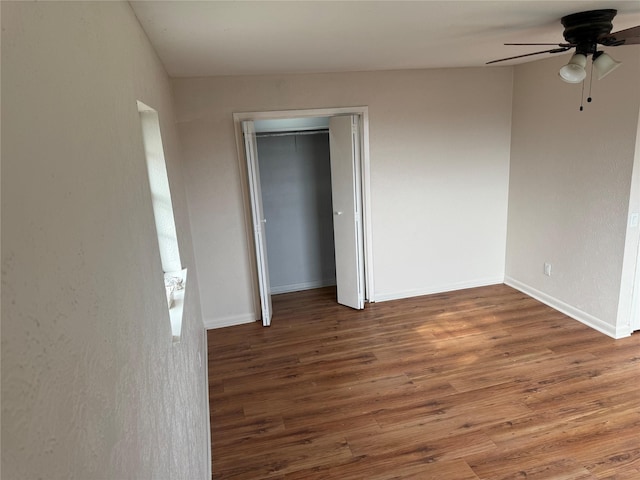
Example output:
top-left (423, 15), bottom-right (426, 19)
top-left (207, 284), bottom-right (640, 479)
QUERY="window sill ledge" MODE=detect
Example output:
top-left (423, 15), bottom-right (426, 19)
top-left (165, 268), bottom-right (187, 343)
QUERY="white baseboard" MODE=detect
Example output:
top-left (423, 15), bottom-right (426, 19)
top-left (504, 276), bottom-right (630, 339)
top-left (203, 313), bottom-right (256, 330)
top-left (375, 276), bottom-right (505, 303)
top-left (270, 279), bottom-right (336, 295)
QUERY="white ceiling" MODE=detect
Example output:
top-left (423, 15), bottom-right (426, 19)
top-left (130, 1), bottom-right (640, 78)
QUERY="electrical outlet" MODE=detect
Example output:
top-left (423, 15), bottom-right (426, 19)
top-left (544, 263), bottom-right (552, 276)
top-left (630, 213), bottom-right (639, 228)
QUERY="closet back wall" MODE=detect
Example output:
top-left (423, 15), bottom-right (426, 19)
top-left (257, 132), bottom-right (336, 294)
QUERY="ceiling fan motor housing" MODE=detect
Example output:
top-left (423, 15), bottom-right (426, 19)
top-left (561, 9), bottom-right (616, 55)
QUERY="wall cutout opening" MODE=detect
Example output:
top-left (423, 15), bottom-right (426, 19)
top-left (137, 100), bottom-right (186, 342)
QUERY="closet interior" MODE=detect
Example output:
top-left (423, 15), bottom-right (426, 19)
top-left (255, 117), bottom-right (337, 294)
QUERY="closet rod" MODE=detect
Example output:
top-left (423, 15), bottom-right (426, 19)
top-left (255, 129), bottom-right (329, 138)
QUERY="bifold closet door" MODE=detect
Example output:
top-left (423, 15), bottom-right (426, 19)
top-left (242, 120), bottom-right (273, 326)
top-left (329, 115), bottom-right (365, 310)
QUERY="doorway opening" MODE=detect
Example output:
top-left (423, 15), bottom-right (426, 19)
top-left (233, 107), bottom-right (374, 326)
top-left (254, 121), bottom-right (335, 295)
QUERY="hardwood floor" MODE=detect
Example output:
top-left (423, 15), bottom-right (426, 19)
top-left (207, 285), bottom-right (640, 479)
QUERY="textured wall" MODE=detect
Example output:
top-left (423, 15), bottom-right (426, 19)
top-left (1, 2), bottom-right (209, 478)
top-left (506, 48), bottom-right (640, 336)
top-left (172, 68), bottom-right (513, 327)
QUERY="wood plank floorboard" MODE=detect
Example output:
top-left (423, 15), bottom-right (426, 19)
top-left (208, 284), bottom-right (640, 479)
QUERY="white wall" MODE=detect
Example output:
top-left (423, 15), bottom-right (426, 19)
top-left (506, 47), bottom-right (640, 338)
top-left (172, 68), bottom-right (513, 327)
top-left (1, 2), bottom-right (209, 478)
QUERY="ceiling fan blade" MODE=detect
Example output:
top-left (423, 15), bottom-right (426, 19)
top-left (486, 47), bottom-right (571, 65)
top-left (616, 35), bottom-right (640, 45)
top-left (505, 43), bottom-right (574, 47)
top-left (599, 25), bottom-right (640, 46)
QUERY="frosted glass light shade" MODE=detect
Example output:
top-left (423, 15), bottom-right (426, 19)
top-left (593, 52), bottom-right (621, 80)
top-left (559, 54), bottom-right (587, 83)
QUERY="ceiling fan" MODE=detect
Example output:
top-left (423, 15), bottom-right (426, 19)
top-left (487, 9), bottom-right (640, 85)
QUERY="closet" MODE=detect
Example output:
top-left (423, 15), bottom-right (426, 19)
top-left (255, 128), bottom-right (336, 294)
top-left (240, 112), bottom-right (366, 326)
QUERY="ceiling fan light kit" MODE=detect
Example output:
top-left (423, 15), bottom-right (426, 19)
top-left (487, 9), bottom-right (640, 109)
top-left (558, 53), bottom-right (587, 83)
top-left (592, 51), bottom-right (622, 80)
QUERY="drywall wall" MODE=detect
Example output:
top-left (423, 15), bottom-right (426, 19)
top-left (506, 47), bottom-right (640, 338)
top-left (1, 2), bottom-right (209, 478)
top-left (257, 133), bottom-right (336, 293)
top-left (172, 67), bottom-right (513, 327)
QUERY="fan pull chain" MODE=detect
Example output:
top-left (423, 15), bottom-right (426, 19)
top-left (580, 79), bottom-right (585, 111)
top-left (587, 60), bottom-right (594, 103)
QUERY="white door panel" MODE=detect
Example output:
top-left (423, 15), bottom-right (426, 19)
top-left (329, 115), bottom-right (365, 310)
top-left (242, 121), bottom-right (273, 326)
